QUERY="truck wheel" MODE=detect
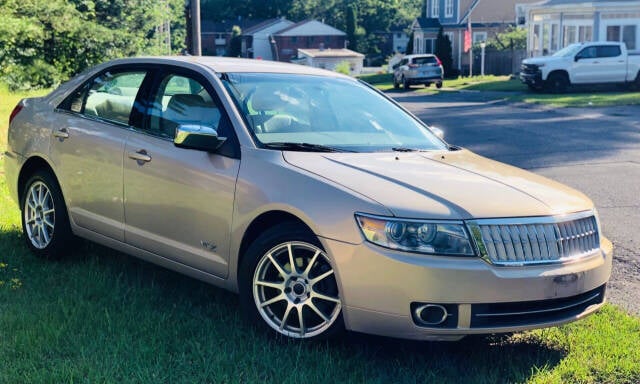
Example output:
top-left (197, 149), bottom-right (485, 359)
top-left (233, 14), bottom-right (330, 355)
top-left (393, 76), bottom-right (400, 89)
top-left (546, 72), bottom-right (569, 93)
top-left (436, 82), bottom-right (443, 89)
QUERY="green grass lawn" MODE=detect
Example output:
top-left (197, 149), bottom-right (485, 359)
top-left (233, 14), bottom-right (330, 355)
top-left (511, 91), bottom-right (640, 108)
top-left (2, 86), bottom-right (640, 383)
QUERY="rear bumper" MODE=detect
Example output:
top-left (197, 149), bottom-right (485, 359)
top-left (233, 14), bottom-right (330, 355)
top-left (406, 75), bottom-right (443, 84)
top-left (323, 236), bottom-right (613, 341)
top-left (3, 150), bottom-right (22, 206)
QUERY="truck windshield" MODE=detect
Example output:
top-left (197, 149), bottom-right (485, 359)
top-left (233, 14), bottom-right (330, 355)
top-left (552, 44), bottom-right (582, 57)
top-left (221, 73), bottom-right (448, 153)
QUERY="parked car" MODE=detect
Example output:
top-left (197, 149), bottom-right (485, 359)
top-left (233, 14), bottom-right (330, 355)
top-left (521, 41), bottom-right (640, 92)
top-left (5, 57), bottom-right (612, 341)
top-left (393, 54), bottom-right (444, 90)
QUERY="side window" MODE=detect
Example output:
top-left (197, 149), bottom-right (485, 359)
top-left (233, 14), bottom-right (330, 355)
top-left (596, 45), bottom-right (621, 58)
top-left (147, 73), bottom-right (223, 139)
top-left (577, 46), bottom-right (596, 60)
top-left (83, 71), bottom-right (147, 125)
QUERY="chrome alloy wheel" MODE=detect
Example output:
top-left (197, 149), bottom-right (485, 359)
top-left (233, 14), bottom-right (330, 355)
top-left (23, 181), bottom-right (56, 249)
top-left (252, 241), bottom-right (341, 338)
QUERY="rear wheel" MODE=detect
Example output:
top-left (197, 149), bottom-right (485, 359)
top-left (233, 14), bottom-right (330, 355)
top-left (436, 82), bottom-right (443, 89)
top-left (239, 223), bottom-right (343, 340)
top-left (393, 76), bottom-right (400, 89)
top-left (546, 72), bottom-right (569, 93)
top-left (21, 171), bottom-right (73, 259)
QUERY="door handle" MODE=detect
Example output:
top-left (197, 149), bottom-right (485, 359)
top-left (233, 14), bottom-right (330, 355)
top-left (592, 61), bottom-right (599, 64)
top-left (53, 128), bottom-right (69, 139)
top-left (128, 149), bottom-right (152, 163)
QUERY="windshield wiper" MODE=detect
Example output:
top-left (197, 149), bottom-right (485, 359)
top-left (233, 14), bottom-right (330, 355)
top-left (392, 147), bottom-right (423, 152)
top-left (262, 142), bottom-right (352, 153)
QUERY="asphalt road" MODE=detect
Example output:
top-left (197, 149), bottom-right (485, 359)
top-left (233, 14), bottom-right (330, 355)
top-left (394, 90), bottom-right (640, 315)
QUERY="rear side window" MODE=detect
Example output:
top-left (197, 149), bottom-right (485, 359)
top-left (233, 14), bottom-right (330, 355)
top-left (597, 45), bottom-right (621, 58)
top-left (81, 71), bottom-right (147, 125)
top-left (412, 56), bottom-right (437, 65)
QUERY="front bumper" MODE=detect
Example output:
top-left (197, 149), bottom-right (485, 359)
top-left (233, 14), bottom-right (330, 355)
top-left (323, 236), bottom-right (612, 341)
top-left (520, 72), bottom-right (543, 87)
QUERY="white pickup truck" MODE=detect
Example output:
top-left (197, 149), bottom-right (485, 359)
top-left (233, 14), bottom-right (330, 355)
top-left (520, 42), bottom-right (640, 92)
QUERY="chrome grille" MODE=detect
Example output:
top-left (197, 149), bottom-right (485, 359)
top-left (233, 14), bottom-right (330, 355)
top-left (468, 212), bottom-right (600, 266)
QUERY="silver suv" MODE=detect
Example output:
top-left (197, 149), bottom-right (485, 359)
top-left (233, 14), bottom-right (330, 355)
top-left (393, 54), bottom-right (444, 90)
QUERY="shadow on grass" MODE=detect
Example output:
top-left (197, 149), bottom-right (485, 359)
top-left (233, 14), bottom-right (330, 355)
top-left (0, 227), bottom-right (567, 383)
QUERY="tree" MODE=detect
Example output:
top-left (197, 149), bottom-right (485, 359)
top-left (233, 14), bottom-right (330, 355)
top-left (346, 3), bottom-right (358, 50)
top-left (486, 26), bottom-right (527, 51)
top-left (406, 31), bottom-right (414, 54)
top-left (227, 25), bottom-right (242, 57)
top-left (435, 27), bottom-right (454, 77)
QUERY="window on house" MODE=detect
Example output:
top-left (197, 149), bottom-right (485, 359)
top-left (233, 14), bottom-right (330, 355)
top-left (473, 32), bottom-right (487, 43)
top-left (551, 24), bottom-right (559, 51)
top-left (424, 39), bottom-right (435, 53)
top-left (432, 0), bottom-right (440, 18)
top-left (564, 25), bottom-right (577, 46)
top-left (607, 25), bottom-right (637, 50)
top-left (578, 26), bottom-right (592, 42)
top-left (445, 0), bottom-right (453, 18)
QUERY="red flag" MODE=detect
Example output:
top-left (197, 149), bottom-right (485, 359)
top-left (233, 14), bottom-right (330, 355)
top-left (463, 20), bottom-right (472, 52)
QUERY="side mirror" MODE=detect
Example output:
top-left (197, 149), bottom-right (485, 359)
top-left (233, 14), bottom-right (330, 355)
top-left (174, 124), bottom-right (226, 152)
top-left (430, 126), bottom-right (445, 140)
top-left (574, 56), bottom-right (580, 62)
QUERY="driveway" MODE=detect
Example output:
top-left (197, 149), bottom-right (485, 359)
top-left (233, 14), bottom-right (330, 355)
top-left (394, 90), bottom-right (640, 315)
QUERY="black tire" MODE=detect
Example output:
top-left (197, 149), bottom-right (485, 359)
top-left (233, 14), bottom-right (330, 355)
top-left (436, 82), bottom-right (443, 89)
top-left (402, 76), bottom-right (410, 90)
top-left (393, 76), bottom-right (400, 89)
top-left (20, 170), bottom-right (73, 259)
top-left (239, 222), bottom-right (344, 341)
top-left (546, 72), bottom-right (569, 93)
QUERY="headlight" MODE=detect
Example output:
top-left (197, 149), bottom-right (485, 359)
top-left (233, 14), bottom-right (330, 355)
top-left (355, 214), bottom-right (475, 256)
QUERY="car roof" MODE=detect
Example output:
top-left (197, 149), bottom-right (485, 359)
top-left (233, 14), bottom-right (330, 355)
top-left (104, 56), bottom-right (351, 78)
top-left (403, 54), bottom-right (437, 59)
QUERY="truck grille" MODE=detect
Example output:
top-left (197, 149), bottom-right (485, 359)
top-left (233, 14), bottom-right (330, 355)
top-left (521, 63), bottom-right (539, 74)
top-left (467, 212), bottom-right (600, 266)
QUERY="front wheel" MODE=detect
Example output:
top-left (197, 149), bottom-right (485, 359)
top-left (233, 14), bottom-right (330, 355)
top-left (21, 171), bottom-right (73, 259)
top-left (546, 72), bottom-right (569, 93)
top-left (436, 82), bottom-right (443, 89)
top-left (239, 223), bottom-right (343, 340)
top-left (402, 76), bottom-right (410, 90)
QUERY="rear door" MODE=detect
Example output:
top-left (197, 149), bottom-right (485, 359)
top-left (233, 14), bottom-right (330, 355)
top-left (122, 67), bottom-right (240, 277)
top-left (595, 45), bottom-right (626, 82)
top-left (51, 68), bottom-right (150, 241)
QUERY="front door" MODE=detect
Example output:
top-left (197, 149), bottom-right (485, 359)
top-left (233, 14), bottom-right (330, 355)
top-left (123, 70), bottom-right (240, 277)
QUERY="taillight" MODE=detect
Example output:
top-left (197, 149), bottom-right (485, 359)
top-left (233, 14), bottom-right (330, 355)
top-left (435, 56), bottom-right (443, 66)
top-left (9, 101), bottom-right (24, 126)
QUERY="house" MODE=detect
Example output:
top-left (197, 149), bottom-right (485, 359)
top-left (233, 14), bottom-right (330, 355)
top-left (201, 19), bottom-right (264, 56)
top-left (271, 20), bottom-right (348, 62)
top-left (240, 18), bottom-right (295, 60)
top-left (294, 48), bottom-right (365, 75)
top-left (521, 0), bottom-right (640, 57)
top-left (412, 0), bottom-right (540, 71)
top-left (373, 28), bottom-right (411, 58)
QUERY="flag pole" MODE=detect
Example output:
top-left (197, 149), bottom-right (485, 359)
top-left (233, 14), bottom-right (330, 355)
top-left (468, 18), bottom-right (473, 77)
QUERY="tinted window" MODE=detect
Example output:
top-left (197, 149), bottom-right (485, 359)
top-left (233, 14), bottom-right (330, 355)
top-left (83, 71), bottom-right (147, 125)
top-left (412, 56), bottom-right (438, 65)
top-left (147, 73), bottom-right (223, 139)
top-left (597, 45), bottom-right (621, 58)
top-left (577, 47), bottom-right (596, 59)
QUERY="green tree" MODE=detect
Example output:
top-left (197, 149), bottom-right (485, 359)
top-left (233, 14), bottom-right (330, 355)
top-left (346, 2), bottom-right (358, 51)
top-left (435, 27), bottom-right (454, 77)
top-left (486, 26), bottom-right (527, 51)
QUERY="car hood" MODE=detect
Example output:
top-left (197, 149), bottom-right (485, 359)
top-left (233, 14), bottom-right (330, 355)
top-left (523, 56), bottom-right (567, 66)
top-left (283, 149), bottom-right (593, 220)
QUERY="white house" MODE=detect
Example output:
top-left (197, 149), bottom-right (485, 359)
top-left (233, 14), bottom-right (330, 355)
top-left (240, 18), bottom-right (295, 60)
top-left (295, 48), bottom-right (365, 75)
top-left (522, 0), bottom-right (640, 57)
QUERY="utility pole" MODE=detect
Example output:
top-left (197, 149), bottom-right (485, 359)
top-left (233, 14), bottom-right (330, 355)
top-left (191, 0), bottom-right (202, 55)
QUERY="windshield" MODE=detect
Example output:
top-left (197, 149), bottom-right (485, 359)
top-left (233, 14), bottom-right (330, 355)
top-left (221, 73), bottom-right (448, 152)
top-left (552, 44), bottom-right (582, 57)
